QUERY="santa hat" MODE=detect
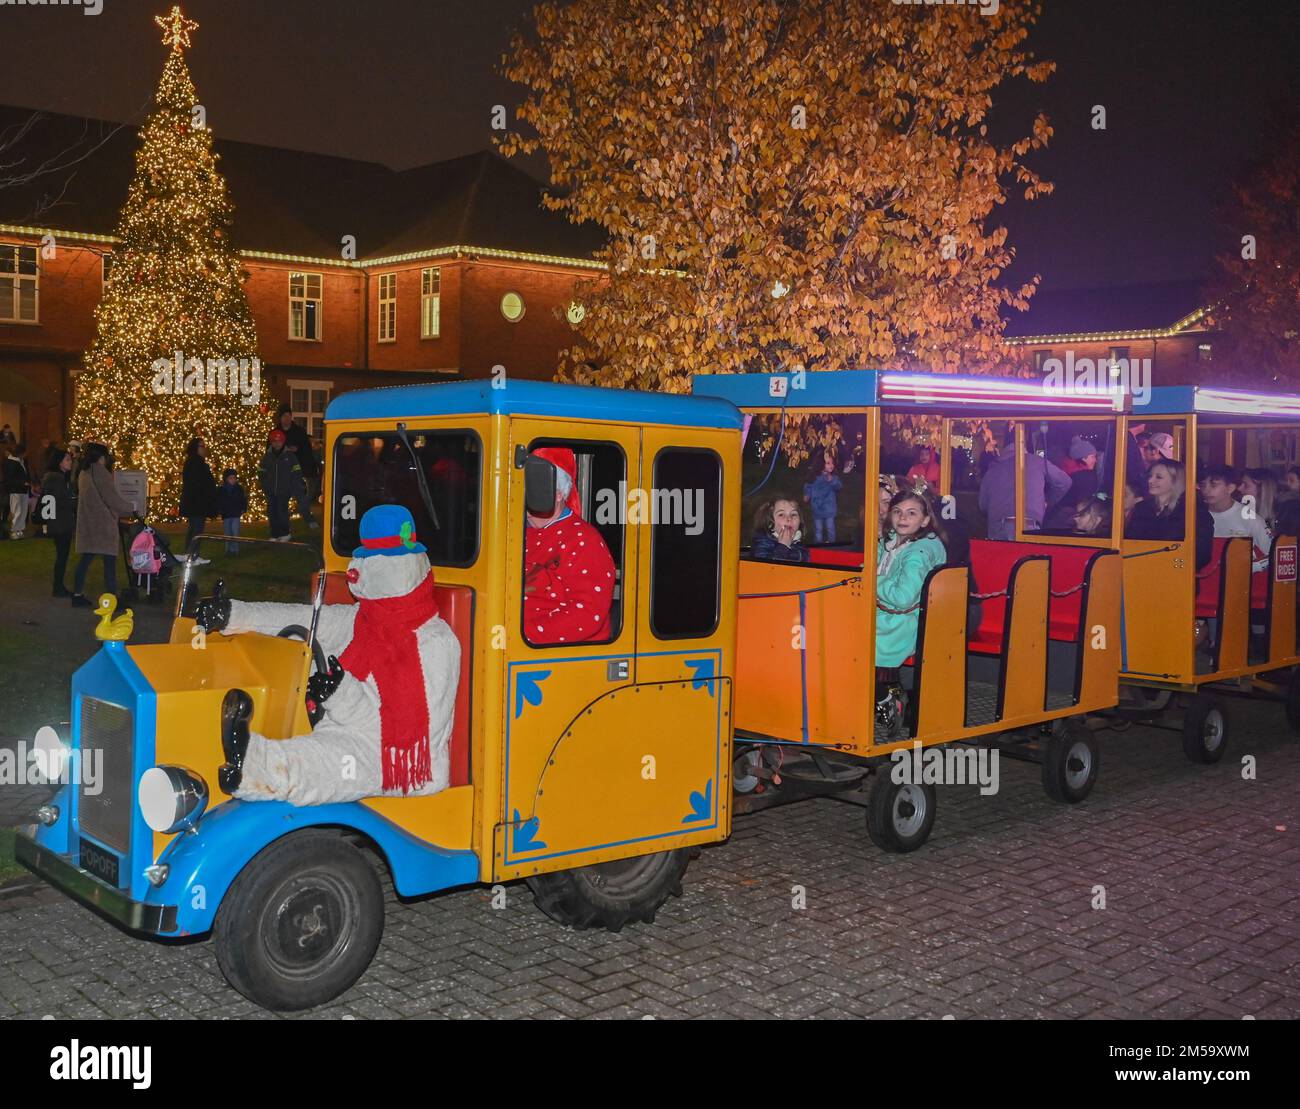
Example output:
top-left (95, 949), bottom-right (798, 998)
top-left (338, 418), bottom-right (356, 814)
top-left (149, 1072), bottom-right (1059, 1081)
top-left (532, 446), bottom-right (582, 518)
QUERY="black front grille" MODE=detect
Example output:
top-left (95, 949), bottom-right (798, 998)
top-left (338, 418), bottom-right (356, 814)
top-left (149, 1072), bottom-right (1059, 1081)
top-left (77, 697), bottom-right (133, 858)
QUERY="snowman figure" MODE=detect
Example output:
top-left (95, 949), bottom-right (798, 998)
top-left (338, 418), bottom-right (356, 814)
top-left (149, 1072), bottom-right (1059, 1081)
top-left (196, 505), bottom-right (460, 806)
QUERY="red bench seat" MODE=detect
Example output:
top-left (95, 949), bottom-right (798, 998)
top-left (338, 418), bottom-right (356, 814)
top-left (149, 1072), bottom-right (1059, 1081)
top-left (966, 540), bottom-right (1099, 656)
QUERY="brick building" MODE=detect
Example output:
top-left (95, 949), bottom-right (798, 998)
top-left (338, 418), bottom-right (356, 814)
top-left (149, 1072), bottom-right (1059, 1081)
top-left (0, 106), bottom-right (606, 451)
top-left (1002, 279), bottom-right (1218, 386)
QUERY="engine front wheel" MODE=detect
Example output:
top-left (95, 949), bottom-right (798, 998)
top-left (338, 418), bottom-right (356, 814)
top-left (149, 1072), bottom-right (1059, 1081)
top-left (213, 830), bottom-right (384, 1012)
top-left (527, 849), bottom-right (689, 933)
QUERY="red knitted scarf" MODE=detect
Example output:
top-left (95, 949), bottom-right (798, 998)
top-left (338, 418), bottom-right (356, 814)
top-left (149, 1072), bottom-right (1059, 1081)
top-left (338, 573), bottom-right (439, 793)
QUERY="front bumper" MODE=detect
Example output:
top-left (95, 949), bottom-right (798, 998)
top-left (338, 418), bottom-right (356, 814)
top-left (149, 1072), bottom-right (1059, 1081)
top-left (14, 827), bottom-right (177, 935)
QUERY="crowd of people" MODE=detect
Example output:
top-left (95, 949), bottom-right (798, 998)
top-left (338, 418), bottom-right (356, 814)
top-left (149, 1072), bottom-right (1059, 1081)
top-left (0, 402), bottom-right (321, 607)
top-left (745, 428), bottom-right (1300, 739)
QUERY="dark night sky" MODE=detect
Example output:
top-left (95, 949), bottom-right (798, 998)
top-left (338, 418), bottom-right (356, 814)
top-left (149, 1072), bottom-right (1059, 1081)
top-left (1, 0), bottom-right (1297, 292)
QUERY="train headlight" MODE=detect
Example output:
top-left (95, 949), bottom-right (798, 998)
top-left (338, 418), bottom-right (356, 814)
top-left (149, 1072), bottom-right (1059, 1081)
top-left (138, 766), bottom-right (209, 834)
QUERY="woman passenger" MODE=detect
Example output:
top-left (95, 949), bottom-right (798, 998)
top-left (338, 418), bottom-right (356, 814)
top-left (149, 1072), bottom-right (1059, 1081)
top-left (1126, 458), bottom-right (1212, 569)
top-left (1238, 468), bottom-right (1278, 535)
top-left (875, 488), bottom-right (947, 738)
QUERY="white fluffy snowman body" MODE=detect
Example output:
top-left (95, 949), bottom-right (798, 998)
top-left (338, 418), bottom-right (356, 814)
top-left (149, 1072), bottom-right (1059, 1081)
top-left (220, 550), bottom-right (460, 806)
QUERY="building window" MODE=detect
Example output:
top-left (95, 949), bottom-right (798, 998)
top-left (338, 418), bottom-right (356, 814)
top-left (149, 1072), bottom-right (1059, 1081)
top-left (1033, 349), bottom-right (1052, 373)
top-left (0, 244), bottom-right (38, 323)
top-left (1198, 342), bottom-right (1212, 363)
top-left (289, 380), bottom-right (331, 441)
top-left (650, 449), bottom-right (722, 639)
top-left (421, 267), bottom-right (441, 338)
top-left (289, 272), bottom-right (322, 340)
top-left (565, 301), bottom-right (585, 325)
top-left (101, 253), bottom-right (113, 290)
top-left (377, 273), bottom-right (396, 342)
top-left (500, 291), bottom-right (525, 323)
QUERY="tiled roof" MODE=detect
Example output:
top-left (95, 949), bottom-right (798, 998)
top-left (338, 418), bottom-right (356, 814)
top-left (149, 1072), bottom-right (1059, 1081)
top-left (0, 105), bottom-right (605, 262)
top-left (1002, 279), bottom-right (1209, 340)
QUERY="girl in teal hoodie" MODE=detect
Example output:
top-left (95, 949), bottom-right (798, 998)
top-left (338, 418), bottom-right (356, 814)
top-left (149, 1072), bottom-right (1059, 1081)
top-left (875, 489), bottom-right (947, 737)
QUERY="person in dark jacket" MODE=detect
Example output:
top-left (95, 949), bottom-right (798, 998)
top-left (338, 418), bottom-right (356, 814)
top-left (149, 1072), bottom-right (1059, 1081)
top-left (277, 403), bottom-right (319, 528)
top-left (750, 497), bottom-right (810, 563)
top-left (1125, 458), bottom-right (1212, 569)
top-left (3, 441), bottom-right (31, 538)
top-left (260, 429), bottom-right (305, 541)
top-left (71, 442), bottom-right (138, 607)
top-left (41, 448), bottom-right (77, 595)
top-left (216, 468), bottom-right (248, 554)
top-left (179, 437), bottom-right (217, 561)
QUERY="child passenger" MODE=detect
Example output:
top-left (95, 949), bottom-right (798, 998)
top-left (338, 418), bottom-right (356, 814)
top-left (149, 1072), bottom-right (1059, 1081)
top-left (1200, 463), bottom-right (1271, 572)
top-left (875, 488), bottom-right (947, 738)
top-left (803, 449), bottom-right (843, 544)
top-left (751, 498), bottom-right (810, 563)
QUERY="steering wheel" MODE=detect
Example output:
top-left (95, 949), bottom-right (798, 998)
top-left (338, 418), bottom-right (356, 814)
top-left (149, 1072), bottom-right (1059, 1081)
top-left (277, 624), bottom-right (328, 677)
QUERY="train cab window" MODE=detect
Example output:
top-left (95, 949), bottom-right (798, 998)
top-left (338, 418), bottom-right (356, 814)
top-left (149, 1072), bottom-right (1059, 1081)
top-left (740, 411), bottom-right (866, 567)
top-left (650, 449), bottom-right (722, 638)
top-left (522, 439), bottom-right (624, 647)
top-left (332, 429), bottom-right (481, 566)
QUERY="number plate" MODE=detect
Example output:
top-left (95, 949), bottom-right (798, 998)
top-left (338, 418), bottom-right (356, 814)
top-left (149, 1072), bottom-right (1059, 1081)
top-left (79, 838), bottom-right (122, 887)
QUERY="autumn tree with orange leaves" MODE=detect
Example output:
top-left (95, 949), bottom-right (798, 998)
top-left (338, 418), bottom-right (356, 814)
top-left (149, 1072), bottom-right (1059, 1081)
top-left (500, 0), bottom-right (1054, 394)
top-left (1204, 114), bottom-right (1300, 386)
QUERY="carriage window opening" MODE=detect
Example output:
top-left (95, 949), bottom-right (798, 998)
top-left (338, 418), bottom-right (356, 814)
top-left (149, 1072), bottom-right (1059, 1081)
top-left (332, 430), bottom-right (481, 566)
top-left (522, 439), bottom-right (624, 647)
top-left (1034, 420), bottom-right (1117, 539)
top-left (650, 449), bottom-right (722, 639)
top-left (740, 411), bottom-right (866, 567)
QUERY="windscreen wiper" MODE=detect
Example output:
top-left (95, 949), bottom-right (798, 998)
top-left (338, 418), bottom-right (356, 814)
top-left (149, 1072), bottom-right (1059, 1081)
top-left (395, 421), bottom-right (440, 531)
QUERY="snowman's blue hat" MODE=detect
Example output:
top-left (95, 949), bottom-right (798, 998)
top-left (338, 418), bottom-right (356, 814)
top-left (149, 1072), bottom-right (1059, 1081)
top-left (353, 504), bottom-right (427, 558)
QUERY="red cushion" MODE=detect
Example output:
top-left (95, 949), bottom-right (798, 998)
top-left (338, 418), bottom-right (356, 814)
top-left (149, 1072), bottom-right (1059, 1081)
top-left (807, 548), bottom-right (865, 567)
top-left (967, 540), bottom-right (1098, 653)
top-left (312, 571), bottom-right (472, 788)
top-left (1195, 538), bottom-right (1226, 617)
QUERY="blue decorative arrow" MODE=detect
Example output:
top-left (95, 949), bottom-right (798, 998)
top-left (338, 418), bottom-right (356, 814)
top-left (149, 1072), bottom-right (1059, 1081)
top-left (684, 657), bottom-right (715, 696)
top-left (514, 669), bottom-right (552, 719)
top-left (511, 809), bottom-right (547, 853)
top-left (682, 780), bottom-right (713, 824)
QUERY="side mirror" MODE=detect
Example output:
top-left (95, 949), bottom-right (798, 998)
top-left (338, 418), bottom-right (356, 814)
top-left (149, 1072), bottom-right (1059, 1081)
top-left (524, 455), bottom-right (557, 516)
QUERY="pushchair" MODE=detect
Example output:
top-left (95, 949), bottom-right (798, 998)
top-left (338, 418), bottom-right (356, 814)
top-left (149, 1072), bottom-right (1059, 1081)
top-left (120, 519), bottom-right (181, 604)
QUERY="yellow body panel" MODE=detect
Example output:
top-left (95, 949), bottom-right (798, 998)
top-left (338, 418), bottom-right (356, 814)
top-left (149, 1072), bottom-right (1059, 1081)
top-left (913, 567), bottom-right (968, 736)
top-left (999, 558), bottom-right (1050, 720)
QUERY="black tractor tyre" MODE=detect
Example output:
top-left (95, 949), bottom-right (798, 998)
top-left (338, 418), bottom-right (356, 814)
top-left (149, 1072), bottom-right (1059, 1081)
top-left (213, 830), bottom-right (384, 1012)
top-left (527, 849), bottom-right (690, 933)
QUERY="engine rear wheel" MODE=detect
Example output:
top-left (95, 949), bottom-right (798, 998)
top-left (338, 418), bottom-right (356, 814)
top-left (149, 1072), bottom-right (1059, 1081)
top-left (527, 849), bottom-right (689, 933)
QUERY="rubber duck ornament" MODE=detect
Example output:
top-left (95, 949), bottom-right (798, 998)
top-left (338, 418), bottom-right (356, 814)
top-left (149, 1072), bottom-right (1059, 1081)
top-left (94, 593), bottom-right (134, 642)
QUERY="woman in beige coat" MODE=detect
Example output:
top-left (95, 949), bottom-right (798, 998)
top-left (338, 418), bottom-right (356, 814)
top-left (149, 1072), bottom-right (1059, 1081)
top-left (71, 443), bottom-right (137, 608)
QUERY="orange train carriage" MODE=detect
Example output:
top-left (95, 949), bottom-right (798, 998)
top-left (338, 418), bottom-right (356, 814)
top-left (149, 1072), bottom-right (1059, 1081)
top-left (692, 371), bottom-right (1123, 851)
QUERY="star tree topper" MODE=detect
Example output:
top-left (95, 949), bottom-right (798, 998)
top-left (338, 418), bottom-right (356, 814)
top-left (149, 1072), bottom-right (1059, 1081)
top-left (156, 5), bottom-right (198, 52)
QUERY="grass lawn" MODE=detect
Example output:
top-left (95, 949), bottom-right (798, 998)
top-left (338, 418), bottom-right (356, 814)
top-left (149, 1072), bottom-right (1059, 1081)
top-left (0, 518), bottom-right (322, 885)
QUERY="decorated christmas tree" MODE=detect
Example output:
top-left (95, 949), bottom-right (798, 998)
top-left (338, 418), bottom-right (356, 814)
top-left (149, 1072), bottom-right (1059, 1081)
top-left (71, 6), bottom-right (268, 518)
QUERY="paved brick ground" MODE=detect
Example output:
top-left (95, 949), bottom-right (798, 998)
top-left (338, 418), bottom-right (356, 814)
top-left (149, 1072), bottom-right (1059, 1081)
top-left (2, 696), bottom-right (1299, 1020)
